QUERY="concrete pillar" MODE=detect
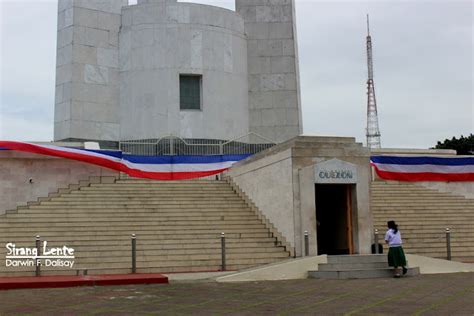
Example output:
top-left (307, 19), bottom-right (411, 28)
top-left (236, 0), bottom-right (303, 143)
top-left (54, 0), bottom-right (128, 142)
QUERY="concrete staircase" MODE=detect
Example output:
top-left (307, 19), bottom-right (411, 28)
top-left (309, 255), bottom-right (420, 279)
top-left (371, 181), bottom-right (474, 262)
top-left (0, 178), bottom-right (291, 277)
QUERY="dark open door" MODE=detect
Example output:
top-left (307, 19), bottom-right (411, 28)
top-left (315, 184), bottom-right (353, 255)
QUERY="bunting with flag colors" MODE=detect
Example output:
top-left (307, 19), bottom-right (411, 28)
top-left (370, 155), bottom-right (474, 182)
top-left (0, 141), bottom-right (250, 180)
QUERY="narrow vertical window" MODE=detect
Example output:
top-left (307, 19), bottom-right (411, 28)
top-left (180, 75), bottom-right (202, 110)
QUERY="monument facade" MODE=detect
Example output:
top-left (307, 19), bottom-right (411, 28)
top-left (54, 0), bottom-right (302, 143)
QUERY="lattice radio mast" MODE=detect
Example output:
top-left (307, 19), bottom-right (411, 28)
top-left (365, 14), bottom-right (382, 149)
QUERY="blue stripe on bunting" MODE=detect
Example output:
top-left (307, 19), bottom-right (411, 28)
top-left (370, 156), bottom-right (474, 166)
top-left (123, 154), bottom-right (252, 164)
top-left (79, 149), bottom-right (123, 159)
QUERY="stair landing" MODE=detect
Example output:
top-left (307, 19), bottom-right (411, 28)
top-left (308, 255), bottom-right (420, 279)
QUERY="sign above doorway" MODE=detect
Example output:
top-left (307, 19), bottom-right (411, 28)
top-left (314, 159), bottom-right (358, 184)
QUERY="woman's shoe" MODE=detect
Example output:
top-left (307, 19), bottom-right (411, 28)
top-left (394, 274), bottom-right (401, 278)
top-left (402, 267), bottom-right (408, 275)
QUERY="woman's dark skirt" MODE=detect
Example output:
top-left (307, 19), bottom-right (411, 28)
top-left (388, 246), bottom-right (407, 267)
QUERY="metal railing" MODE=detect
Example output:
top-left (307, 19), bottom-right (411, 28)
top-left (119, 133), bottom-right (276, 156)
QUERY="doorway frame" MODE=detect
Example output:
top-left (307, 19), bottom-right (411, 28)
top-left (315, 184), bottom-right (355, 255)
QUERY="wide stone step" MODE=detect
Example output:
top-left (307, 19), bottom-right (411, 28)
top-left (374, 217), bottom-right (474, 223)
top-left (373, 226), bottom-right (474, 232)
top-left (373, 214), bottom-right (473, 218)
top-left (0, 178), bottom-right (293, 277)
top-left (12, 208), bottom-right (251, 215)
top-left (371, 181), bottom-right (474, 261)
top-left (38, 200), bottom-right (248, 206)
top-left (402, 246), bottom-right (474, 253)
top-left (0, 232), bottom-right (274, 241)
top-left (27, 204), bottom-right (250, 210)
top-left (371, 196), bottom-right (466, 201)
top-left (5, 214), bottom-right (257, 221)
top-left (371, 191), bottom-right (463, 196)
top-left (114, 179), bottom-right (225, 183)
top-left (0, 240), bottom-right (279, 252)
top-left (51, 196), bottom-right (243, 201)
top-left (309, 267), bottom-right (420, 279)
top-left (317, 262), bottom-right (389, 271)
top-left (326, 254), bottom-right (387, 264)
top-left (372, 208), bottom-right (474, 212)
top-left (103, 182), bottom-right (229, 187)
top-left (400, 238), bottom-right (474, 245)
top-left (0, 247), bottom-right (286, 259)
top-left (371, 203), bottom-right (474, 208)
top-left (1, 218), bottom-right (261, 225)
top-left (81, 186), bottom-right (234, 191)
top-left (66, 193), bottom-right (239, 198)
top-left (401, 236), bottom-right (474, 243)
top-left (2, 224), bottom-right (266, 236)
top-left (374, 223), bottom-right (474, 228)
top-left (0, 230), bottom-right (271, 239)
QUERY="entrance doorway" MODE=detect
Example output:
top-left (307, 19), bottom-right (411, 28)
top-left (315, 184), bottom-right (354, 255)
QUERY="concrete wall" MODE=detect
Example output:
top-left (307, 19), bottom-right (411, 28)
top-left (0, 151), bottom-right (118, 215)
top-left (226, 148), bottom-right (296, 249)
top-left (227, 136), bottom-right (373, 257)
top-left (292, 138), bottom-right (372, 256)
top-left (119, 0), bottom-right (249, 140)
top-left (55, 0), bottom-right (128, 141)
top-left (236, 0), bottom-right (303, 143)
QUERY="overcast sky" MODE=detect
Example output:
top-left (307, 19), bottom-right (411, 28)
top-left (0, 0), bottom-right (472, 148)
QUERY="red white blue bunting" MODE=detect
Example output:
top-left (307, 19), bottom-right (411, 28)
top-left (370, 156), bottom-right (474, 182)
top-left (0, 141), bottom-right (250, 180)
top-left (3, 142), bottom-right (473, 182)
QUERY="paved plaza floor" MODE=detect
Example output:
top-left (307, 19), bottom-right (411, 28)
top-left (0, 273), bottom-right (473, 315)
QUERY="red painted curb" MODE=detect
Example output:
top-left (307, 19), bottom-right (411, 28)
top-left (0, 273), bottom-right (168, 290)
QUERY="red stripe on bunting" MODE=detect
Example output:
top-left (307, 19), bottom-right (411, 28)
top-left (372, 165), bottom-right (474, 182)
top-left (0, 141), bottom-right (128, 172)
top-left (0, 141), bottom-right (230, 180)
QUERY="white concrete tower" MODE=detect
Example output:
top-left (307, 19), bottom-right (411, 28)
top-left (119, 0), bottom-right (249, 141)
top-left (236, 0), bottom-right (303, 143)
top-left (54, 0), bottom-right (128, 142)
top-left (54, 0), bottom-right (303, 144)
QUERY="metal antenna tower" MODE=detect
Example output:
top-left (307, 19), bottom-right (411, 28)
top-left (365, 14), bottom-right (382, 149)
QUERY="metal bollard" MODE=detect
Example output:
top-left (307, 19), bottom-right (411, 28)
top-left (304, 231), bottom-right (309, 256)
top-left (221, 232), bottom-right (226, 271)
top-left (35, 235), bottom-right (41, 277)
top-left (446, 228), bottom-right (451, 261)
top-left (131, 234), bottom-right (137, 273)
top-left (374, 229), bottom-right (379, 254)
